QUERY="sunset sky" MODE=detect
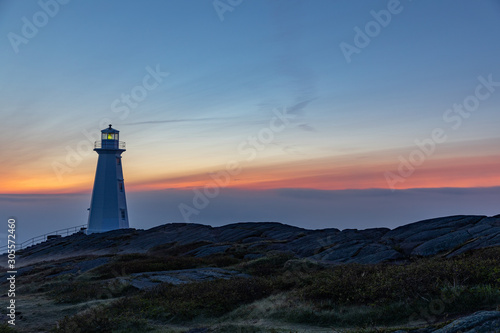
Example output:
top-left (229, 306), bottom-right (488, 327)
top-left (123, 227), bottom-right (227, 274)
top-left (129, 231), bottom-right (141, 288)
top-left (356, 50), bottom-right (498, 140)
top-left (1, 0), bottom-right (499, 242)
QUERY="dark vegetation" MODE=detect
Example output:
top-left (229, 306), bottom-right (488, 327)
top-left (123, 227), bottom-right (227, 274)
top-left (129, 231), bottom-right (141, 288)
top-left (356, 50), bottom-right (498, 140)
top-left (92, 253), bottom-right (239, 278)
top-left (50, 246), bottom-right (500, 332)
top-left (0, 324), bottom-right (16, 333)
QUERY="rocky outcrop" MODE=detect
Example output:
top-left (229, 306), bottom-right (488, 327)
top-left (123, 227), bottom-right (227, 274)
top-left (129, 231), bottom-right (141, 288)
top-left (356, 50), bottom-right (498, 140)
top-left (7, 215), bottom-right (500, 267)
top-left (431, 310), bottom-right (500, 333)
top-left (393, 311), bottom-right (500, 332)
top-left (121, 268), bottom-right (250, 290)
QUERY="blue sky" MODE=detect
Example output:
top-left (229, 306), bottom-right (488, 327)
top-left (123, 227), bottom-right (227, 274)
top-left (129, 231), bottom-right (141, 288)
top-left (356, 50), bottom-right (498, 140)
top-left (1, 0), bottom-right (499, 242)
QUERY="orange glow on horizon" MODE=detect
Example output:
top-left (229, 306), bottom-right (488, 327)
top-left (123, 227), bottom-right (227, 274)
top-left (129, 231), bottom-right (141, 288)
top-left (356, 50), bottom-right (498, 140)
top-left (0, 175), bottom-right (92, 194)
top-left (125, 153), bottom-right (500, 192)
top-left (2, 140), bottom-right (499, 194)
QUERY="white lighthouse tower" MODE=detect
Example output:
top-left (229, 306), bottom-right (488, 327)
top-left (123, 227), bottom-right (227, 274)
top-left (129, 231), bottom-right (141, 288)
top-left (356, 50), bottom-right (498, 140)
top-left (87, 125), bottom-right (129, 233)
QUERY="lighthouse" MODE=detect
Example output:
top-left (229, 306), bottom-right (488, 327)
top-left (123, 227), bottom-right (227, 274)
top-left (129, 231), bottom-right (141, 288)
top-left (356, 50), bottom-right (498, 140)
top-left (87, 125), bottom-right (129, 233)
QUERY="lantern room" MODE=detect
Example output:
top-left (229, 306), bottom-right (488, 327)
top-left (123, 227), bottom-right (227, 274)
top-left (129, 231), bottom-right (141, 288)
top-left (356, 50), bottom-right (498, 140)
top-left (95, 124), bottom-right (125, 150)
top-left (102, 124), bottom-right (119, 141)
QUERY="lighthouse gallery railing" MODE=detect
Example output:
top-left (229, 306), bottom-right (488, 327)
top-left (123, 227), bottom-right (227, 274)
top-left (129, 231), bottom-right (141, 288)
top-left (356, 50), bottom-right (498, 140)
top-left (94, 141), bottom-right (126, 149)
top-left (0, 224), bottom-right (87, 254)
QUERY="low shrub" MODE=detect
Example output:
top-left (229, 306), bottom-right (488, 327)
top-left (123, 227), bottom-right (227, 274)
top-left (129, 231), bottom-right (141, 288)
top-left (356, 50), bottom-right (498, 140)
top-left (141, 277), bottom-right (275, 321)
top-left (54, 306), bottom-right (151, 333)
top-left (239, 252), bottom-right (296, 276)
top-left (0, 323), bottom-right (16, 333)
top-left (297, 247), bottom-right (500, 306)
top-left (49, 280), bottom-right (136, 303)
top-left (52, 246), bottom-right (500, 329)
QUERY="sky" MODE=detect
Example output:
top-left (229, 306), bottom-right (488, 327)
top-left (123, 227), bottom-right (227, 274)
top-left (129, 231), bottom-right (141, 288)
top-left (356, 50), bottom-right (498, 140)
top-left (1, 0), bottom-right (499, 243)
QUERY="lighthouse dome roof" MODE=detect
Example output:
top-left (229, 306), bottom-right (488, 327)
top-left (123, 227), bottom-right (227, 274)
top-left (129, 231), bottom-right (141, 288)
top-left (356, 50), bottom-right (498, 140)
top-left (101, 124), bottom-right (119, 133)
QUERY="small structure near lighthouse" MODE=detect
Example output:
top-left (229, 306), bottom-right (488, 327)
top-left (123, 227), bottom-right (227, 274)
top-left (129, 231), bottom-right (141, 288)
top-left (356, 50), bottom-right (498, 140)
top-left (87, 125), bottom-right (129, 233)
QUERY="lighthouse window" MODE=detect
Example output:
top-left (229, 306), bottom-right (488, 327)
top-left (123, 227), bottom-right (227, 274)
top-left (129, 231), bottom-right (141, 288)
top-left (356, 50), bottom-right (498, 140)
top-left (119, 182), bottom-right (123, 192)
top-left (120, 209), bottom-right (126, 219)
top-left (117, 158), bottom-right (121, 165)
top-left (103, 133), bottom-right (117, 140)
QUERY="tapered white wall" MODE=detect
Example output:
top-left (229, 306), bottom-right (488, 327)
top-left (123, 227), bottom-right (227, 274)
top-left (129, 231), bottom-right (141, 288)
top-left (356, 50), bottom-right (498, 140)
top-left (87, 148), bottom-right (129, 233)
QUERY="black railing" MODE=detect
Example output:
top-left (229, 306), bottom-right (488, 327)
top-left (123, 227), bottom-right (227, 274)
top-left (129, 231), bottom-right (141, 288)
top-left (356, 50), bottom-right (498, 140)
top-left (94, 141), bottom-right (126, 149)
top-left (0, 224), bottom-right (87, 254)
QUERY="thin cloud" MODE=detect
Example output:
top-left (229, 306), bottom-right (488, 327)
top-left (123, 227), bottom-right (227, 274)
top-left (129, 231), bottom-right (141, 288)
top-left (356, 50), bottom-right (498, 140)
top-left (298, 123), bottom-right (316, 132)
top-left (122, 117), bottom-right (231, 126)
top-left (282, 145), bottom-right (305, 155)
top-left (287, 99), bottom-right (314, 115)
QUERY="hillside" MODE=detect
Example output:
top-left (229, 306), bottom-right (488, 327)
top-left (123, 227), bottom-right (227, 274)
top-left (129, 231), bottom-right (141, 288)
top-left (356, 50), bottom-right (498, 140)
top-left (9, 214), bottom-right (500, 266)
top-left (1, 215), bottom-right (499, 332)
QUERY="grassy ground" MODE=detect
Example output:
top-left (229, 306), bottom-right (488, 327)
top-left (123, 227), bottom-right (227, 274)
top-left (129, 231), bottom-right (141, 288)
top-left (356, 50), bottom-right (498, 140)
top-left (3, 247), bottom-right (499, 332)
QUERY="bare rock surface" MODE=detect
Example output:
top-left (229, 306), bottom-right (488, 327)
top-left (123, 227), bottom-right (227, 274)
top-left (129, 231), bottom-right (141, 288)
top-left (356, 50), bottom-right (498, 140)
top-left (399, 311), bottom-right (500, 333)
top-left (430, 310), bottom-right (500, 332)
top-left (121, 267), bottom-right (250, 290)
